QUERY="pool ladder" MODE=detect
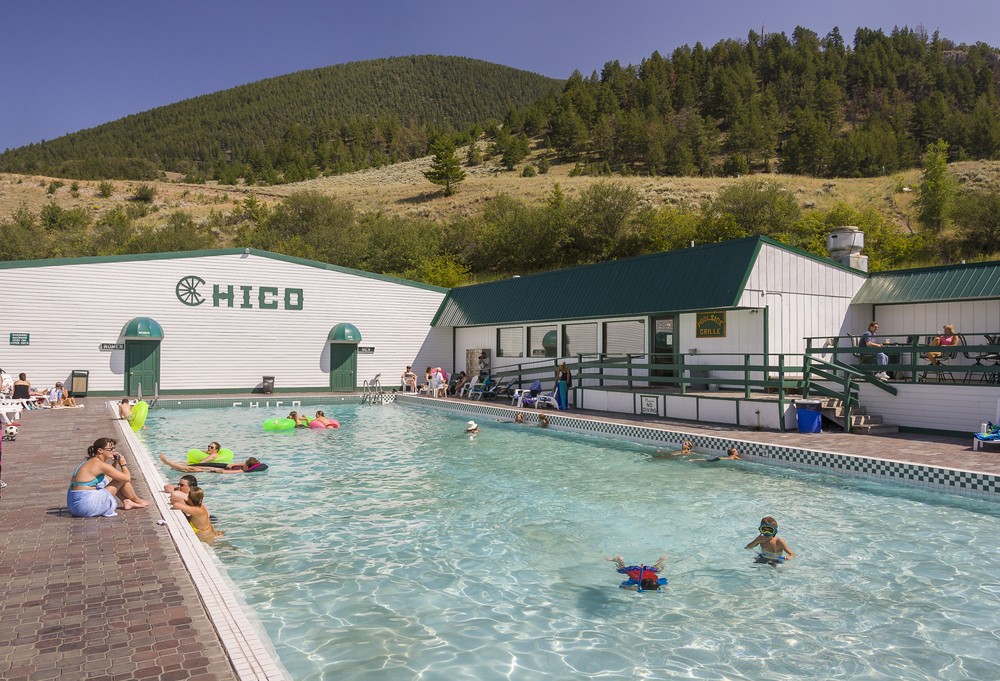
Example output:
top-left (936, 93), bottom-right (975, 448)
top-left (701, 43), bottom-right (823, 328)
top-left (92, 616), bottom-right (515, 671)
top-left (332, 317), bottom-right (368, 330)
top-left (361, 374), bottom-right (389, 405)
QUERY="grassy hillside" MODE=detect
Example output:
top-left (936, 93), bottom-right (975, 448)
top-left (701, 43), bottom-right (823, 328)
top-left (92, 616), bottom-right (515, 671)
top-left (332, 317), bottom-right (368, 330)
top-left (0, 56), bottom-right (562, 178)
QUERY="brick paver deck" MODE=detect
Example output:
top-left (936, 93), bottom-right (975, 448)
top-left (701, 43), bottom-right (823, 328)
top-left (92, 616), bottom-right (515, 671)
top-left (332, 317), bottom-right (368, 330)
top-left (0, 399), bottom-right (238, 681)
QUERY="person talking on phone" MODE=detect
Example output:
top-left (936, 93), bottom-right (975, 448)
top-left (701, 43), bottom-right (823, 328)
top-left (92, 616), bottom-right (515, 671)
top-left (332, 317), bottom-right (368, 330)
top-left (67, 437), bottom-right (150, 517)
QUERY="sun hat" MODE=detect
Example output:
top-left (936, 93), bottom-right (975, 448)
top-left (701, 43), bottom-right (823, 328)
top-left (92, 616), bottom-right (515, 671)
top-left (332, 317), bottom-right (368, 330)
top-left (466, 421), bottom-right (478, 431)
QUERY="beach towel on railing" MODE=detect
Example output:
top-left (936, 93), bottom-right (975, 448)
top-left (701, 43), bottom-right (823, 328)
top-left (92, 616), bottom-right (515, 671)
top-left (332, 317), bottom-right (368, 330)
top-left (974, 422), bottom-right (1000, 441)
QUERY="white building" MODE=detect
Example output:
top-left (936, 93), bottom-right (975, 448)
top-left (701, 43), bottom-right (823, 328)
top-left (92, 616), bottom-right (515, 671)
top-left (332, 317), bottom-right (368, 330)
top-left (0, 248), bottom-right (450, 396)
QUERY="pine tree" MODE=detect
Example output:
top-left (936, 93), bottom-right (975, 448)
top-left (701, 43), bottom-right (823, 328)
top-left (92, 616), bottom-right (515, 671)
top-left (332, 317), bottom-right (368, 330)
top-left (916, 140), bottom-right (954, 233)
top-left (424, 137), bottom-right (466, 196)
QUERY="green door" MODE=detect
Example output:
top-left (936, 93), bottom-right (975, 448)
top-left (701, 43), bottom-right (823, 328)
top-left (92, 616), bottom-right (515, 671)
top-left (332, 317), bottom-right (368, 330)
top-left (126, 341), bottom-right (160, 396)
top-left (330, 343), bottom-right (357, 392)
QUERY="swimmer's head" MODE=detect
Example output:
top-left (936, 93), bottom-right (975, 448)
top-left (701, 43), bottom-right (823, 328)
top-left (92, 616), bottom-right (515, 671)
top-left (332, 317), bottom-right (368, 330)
top-left (244, 457), bottom-right (260, 470)
top-left (514, 413), bottom-right (523, 423)
top-left (640, 578), bottom-right (661, 591)
top-left (316, 410), bottom-right (324, 417)
top-left (188, 487), bottom-right (205, 508)
top-left (759, 516), bottom-right (778, 536)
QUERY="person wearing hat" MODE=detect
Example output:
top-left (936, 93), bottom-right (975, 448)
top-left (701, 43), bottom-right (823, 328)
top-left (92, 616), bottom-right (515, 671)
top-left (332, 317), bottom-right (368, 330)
top-left (401, 366), bottom-right (417, 393)
top-left (465, 421), bottom-right (480, 435)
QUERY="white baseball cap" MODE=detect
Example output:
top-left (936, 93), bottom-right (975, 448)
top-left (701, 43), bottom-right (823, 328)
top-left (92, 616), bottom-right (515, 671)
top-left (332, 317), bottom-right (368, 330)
top-left (466, 421), bottom-right (478, 431)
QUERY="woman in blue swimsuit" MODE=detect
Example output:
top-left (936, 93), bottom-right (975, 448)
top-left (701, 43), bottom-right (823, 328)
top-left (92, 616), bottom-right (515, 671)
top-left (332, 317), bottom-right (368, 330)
top-left (67, 438), bottom-right (150, 517)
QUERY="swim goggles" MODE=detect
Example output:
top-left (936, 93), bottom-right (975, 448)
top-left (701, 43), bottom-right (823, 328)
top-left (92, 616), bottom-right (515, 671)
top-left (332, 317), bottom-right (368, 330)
top-left (758, 523), bottom-right (777, 537)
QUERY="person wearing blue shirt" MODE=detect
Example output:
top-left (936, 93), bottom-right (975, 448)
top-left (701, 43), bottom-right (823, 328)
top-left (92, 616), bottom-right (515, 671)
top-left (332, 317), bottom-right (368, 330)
top-left (861, 322), bottom-right (889, 380)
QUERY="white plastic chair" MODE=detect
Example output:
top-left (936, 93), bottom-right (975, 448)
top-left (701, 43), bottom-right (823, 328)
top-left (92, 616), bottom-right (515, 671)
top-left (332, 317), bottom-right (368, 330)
top-left (458, 375), bottom-right (479, 398)
top-left (534, 389), bottom-right (560, 410)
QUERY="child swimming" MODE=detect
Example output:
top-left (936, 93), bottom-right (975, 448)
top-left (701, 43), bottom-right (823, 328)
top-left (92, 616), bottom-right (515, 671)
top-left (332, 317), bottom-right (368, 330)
top-left (606, 556), bottom-right (669, 591)
top-left (744, 516), bottom-right (796, 565)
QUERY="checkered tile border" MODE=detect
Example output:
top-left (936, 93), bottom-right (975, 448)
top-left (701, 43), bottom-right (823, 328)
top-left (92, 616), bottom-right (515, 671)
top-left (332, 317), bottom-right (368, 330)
top-left (398, 395), bottom-right (1000, 502)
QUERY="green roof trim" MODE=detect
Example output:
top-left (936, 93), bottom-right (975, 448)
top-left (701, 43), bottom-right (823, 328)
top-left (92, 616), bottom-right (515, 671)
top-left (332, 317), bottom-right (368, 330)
top-left (122, 317), bottom-right (164, 339)
top-left (434, 237), bottom-right (814, 327)
top-left (328, 323), bottom-right (362, 342)
top-left (0, 248), bottom-right (448, 294)
top-left (853, 260), bottom-right (1000, 305)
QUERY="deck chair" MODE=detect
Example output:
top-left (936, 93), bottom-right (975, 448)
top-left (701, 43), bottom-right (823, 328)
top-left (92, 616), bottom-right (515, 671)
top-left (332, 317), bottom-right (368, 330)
top-left (469, 376), bottom-right (491, 400)
top-left (961, 334), bottom-right (993, 383)
top-left (848, 334), bottom-right (878, 371)
top-left (481, 376), bottom-right (514, 401)
top-left (533, 388), bottom-right (560, 409)
top-left (513, 380), bottom-right (542, 407)
top-left (920, 336), bottom-right (956, 383)
top-left (510, 381), bottom-right (542, 406)
top-left (458, 375), bottom-right (479, 398)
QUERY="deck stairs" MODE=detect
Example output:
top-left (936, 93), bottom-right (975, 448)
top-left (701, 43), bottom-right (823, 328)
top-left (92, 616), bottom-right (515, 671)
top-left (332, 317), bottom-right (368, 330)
top-left (820, 397), bottom-right (898, 435)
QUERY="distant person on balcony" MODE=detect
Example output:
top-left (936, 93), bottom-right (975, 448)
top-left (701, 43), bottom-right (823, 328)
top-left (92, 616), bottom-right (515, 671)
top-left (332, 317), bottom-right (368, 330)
top-left (860, 322), bottom-right (889, 381)
top-left (927, 324), bottom-right (957, 365)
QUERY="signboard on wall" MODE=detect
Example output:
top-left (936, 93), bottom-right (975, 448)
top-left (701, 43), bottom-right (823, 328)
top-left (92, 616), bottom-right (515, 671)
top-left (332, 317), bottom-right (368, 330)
top-left (640, 395), bottom-right (658, 415)
top-left (357, 346), bottom-right (375, 354)
top-left (9, 333), bottom-right (29, 346)
top-left (100, 343), bottom-right (126, 350)
top-left (695, 311), bottom-right (727, 338)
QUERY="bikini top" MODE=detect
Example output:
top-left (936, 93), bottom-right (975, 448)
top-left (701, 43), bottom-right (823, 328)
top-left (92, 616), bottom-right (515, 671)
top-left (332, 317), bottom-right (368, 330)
top-left (69, 461), bottom-right (106, 489)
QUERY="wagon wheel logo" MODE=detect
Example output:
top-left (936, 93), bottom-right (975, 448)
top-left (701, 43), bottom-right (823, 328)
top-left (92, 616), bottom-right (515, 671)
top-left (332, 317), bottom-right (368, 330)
top-left (176, 276), bottom-right (206, 306)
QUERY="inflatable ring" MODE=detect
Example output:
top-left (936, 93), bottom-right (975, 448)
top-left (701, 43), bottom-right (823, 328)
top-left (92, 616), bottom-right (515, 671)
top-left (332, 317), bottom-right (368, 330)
top-left (309, 419), bottom-right (327, 429)
top-left (129, 401), bottom-right (148, 432)
top-left (263, 418), bottom-right (296, 431)
top-left (187, 448), bottom-right (234, 464)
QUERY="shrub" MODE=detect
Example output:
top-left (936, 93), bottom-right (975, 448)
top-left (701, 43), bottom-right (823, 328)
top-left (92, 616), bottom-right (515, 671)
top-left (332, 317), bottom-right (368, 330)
top-left (46, 180), bottom-right (64, 195)
top-left (521, 165), bottom-right (537, 178)
top-left (537, 156), bottom-right (550, 174)
top-left (131, 184), bottom-right (157, 203)
top-left (569, 163), bottom-right (583, 177)
top-left (70, 181), bottom-right (80, 191)
top-left (97, 181), bottom-right (114, 198)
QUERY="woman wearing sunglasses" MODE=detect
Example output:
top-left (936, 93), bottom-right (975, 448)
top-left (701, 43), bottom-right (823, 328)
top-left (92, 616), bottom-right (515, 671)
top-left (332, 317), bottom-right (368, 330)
top-left (67, 437), bottom-right (150, 517)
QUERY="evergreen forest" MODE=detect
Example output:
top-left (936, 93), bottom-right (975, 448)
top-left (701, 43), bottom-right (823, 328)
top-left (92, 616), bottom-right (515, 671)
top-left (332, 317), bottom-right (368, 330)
top-left (0, 56), bottom-right (561, 181)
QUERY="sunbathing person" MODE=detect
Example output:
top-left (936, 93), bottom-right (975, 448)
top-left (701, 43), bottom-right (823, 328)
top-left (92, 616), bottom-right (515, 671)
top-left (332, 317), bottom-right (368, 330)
top-left (56, 382), bottom-right (78, 407)
top-left (68, 438), bottom-right (151, 517)
top-left (160, 453), bottom-right (268, 474)
top-left (172, 487), bottom-right (223, 546)
top-left (312, 411), bottom-right (333, 426)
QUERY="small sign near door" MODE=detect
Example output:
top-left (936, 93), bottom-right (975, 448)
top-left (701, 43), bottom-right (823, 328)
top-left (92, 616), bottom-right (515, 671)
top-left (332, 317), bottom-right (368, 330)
top-left (640, 395), bottom-right (658, 415)
top-left (9, 333), bottom-right (29, 345)
top-left (100, 343), bottom-right (125, 350)
top-left (358, 346), bottom-right (375, 354)
top-left (696, 311), bottom-right (726, 338)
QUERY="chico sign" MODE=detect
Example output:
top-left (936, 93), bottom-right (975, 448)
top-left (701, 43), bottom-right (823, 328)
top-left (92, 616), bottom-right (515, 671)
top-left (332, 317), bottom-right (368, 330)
top-left (176, 276), bottom-right (303, 310)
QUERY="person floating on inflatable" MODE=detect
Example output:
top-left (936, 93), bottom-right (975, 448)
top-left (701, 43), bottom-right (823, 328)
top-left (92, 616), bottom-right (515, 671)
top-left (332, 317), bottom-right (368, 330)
top-left (745, 516), bottom-right (795, 566)
top-left (309, 411), bottom-right (340, 429)
top-left (119, 399), bottom-right (148, 431)
top-left (186, 442), bottom-right (234, 464)
top-left (160, 454), bottom-right (268, 474)
top-left (606, 556), bottom-right (669, 591)
top-left (288, 411), bottom-right (309, 428)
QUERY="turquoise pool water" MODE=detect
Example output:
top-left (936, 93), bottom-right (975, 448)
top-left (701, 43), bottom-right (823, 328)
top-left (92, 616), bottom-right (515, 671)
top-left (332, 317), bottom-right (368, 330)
top-left (143, 404), bottom-right (1000, 680)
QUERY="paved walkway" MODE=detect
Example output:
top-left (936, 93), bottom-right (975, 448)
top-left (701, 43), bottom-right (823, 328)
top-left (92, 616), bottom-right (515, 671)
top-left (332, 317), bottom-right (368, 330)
top-left (0, 399), bottom-right (238, 681)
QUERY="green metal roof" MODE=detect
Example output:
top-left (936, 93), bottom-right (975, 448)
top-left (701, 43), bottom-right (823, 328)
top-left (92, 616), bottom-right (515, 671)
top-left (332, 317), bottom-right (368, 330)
top-left (122, 317), bottom-right (164, 339)
top-left (853, 260), bottom-right (1000, 305)
top-left (433, 237), bottom-right (768, 327)
top-left (0, 248), bottom-right (448, 294)
top-left (328, 323), bottom-right (362, 342)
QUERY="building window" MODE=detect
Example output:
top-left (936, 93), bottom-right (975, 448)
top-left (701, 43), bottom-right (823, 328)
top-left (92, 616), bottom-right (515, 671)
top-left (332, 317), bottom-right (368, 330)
top-left (562, 323), bottom-right (598, 356)
top-left (497, 327), bottom-right (523, 357)
top-left (603, 320), bottom-right (645, 354)
top-left (528, 325), bottom-right (557, 357)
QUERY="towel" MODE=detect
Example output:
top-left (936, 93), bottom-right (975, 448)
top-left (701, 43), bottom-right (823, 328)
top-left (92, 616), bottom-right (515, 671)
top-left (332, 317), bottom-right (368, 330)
top-left (67, 489), bottom-right (118, 517)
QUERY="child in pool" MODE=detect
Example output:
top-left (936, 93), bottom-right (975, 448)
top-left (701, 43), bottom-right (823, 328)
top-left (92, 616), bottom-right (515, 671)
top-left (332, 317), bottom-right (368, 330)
top-left (606, 556), bottom-right (669, 591)
top-left (744, 516), bottom-right (796, 565)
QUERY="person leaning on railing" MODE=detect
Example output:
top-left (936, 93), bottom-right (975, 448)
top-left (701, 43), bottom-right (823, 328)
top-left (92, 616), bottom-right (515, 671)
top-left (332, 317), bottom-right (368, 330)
top-left (927, 324), bottom-right (957, 365)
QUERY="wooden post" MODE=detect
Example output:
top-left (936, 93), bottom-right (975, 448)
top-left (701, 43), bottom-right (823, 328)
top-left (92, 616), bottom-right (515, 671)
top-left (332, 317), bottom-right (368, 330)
top-left (777, 354), bottom-right (785, 432)
top-left (803, 339), bottom-right (812, 399)
top-left (843, 372), bottom-right (852, 434)
top-left (744, 354), bottom-right (751, 399)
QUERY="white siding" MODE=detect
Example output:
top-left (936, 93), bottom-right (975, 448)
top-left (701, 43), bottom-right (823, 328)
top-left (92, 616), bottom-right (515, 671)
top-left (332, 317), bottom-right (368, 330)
top-left (873, 301), bottom-right (1000, 342)
top-left (848, 383), bottom-right (1000, 434)
top-left (0, 253), bottom-right (446, 393)
top-left (739, 244), bottom-right (867, 357)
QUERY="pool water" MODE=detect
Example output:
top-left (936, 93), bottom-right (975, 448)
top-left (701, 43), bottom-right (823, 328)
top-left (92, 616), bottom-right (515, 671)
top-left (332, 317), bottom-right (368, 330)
top-left (143, 404), bottom-right (1000, 680)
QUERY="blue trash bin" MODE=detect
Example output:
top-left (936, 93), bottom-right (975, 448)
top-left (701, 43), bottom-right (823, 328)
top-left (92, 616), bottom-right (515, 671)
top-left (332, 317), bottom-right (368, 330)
top-left (795, 399), bottom-right (822, 433)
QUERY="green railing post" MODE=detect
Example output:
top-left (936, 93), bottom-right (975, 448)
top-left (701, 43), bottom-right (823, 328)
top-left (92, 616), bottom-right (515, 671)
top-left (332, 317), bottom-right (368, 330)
top-left (910, 336), bottom-right (919, 384)
top-left (679, 354), bottom-right (687, 395)
top-left (744, 354), bottom-right (751, 399)
top-left (803, 341), bottom-right (812, 400)
top-left (627, 353), bottom-right (633, 389)
top-left (842, 370), bottom-right (852, 434)
top-left (777, 355), bottom-right (786, 432)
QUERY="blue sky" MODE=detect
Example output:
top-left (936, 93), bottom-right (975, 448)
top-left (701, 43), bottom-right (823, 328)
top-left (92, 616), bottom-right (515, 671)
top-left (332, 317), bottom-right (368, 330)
top-left (2, 0), bottom-right (997, 151)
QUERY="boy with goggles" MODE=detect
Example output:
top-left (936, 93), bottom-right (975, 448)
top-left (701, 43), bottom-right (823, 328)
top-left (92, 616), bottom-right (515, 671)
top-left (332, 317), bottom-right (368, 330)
top-left (744, 516), bottom-right (796, 565)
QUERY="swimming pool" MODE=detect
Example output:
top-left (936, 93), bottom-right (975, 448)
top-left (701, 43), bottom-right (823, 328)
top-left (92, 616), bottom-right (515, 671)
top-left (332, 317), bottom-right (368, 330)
top-left (144, 404), bottom-right (1000, 681)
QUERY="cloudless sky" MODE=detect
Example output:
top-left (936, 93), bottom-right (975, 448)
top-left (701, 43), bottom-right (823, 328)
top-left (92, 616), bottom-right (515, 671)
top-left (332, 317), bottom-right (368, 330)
top-left (2, 0), bottom-right (997, 151)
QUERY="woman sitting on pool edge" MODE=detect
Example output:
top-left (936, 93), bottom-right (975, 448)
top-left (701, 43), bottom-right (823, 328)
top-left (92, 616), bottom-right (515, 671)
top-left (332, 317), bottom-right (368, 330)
top-left (68, 438), bottom-right (151, 517)
top-left (159, 454), bottom-right (268, 474)
top-left (606, 556), bottom-right (669, 591)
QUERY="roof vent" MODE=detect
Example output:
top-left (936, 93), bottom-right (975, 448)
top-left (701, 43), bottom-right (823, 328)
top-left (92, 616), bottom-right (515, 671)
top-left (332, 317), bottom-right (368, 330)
top-left (827, 226), bottom-right (867, 272)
